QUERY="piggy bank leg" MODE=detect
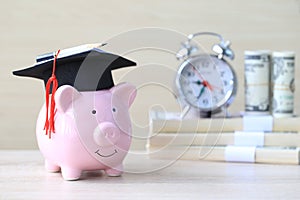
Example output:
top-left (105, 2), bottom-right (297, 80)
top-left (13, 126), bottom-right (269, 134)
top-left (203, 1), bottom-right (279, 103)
top-left (105, 164), bottom-right (123, 177)
top-left (61, 167), bottom-right (82, 181)
top-left (45, 160), bottom-right (60, 172)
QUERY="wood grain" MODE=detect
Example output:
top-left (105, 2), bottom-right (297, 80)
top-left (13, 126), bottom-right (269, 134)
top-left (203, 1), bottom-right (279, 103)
top-left (1, 150), bottom-right (300, 199)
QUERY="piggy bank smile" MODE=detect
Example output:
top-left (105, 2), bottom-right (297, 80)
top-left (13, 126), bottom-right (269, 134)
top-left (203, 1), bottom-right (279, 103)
top-left (95, 149), bottom-right (118, 158)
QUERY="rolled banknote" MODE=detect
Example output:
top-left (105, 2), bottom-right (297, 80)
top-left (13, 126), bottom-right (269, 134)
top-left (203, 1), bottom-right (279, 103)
top-left (272, 51), bottom-right (295, 118)
top-left (244, 50), bottom-right (271, 115)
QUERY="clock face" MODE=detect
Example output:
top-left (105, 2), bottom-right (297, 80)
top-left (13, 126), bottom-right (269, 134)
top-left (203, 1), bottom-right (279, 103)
top-left (176, 55), bottom-right (236, 112)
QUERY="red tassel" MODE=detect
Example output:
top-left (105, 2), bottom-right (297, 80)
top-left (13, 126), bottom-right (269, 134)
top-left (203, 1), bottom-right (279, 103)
top-left (44, 50), bottom-right (60, 139)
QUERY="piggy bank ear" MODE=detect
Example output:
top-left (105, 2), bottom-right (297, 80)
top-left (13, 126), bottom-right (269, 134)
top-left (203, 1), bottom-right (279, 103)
top-left (111, 83), bottom-right (137, 107)
top-left (55, 85), bottom-right (81, 113)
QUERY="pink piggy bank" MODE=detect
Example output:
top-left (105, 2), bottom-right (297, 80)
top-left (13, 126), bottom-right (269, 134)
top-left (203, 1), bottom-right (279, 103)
top-left (36, 83), bottom-right (137, 180)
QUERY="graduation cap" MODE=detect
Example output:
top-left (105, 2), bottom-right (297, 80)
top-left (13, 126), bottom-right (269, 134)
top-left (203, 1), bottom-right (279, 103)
top-left (12, 44), bottom-right (136, 138)
top-left (13, 44), bottom-right (136, 92)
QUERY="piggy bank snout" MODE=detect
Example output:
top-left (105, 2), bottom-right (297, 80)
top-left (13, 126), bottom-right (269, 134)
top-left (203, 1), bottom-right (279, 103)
top-left (93, 122), bottom-right (120, 146)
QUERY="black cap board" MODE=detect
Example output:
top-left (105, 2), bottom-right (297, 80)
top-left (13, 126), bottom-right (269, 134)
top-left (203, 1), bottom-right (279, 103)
top-left (12, 46), bottom-right (136, 92)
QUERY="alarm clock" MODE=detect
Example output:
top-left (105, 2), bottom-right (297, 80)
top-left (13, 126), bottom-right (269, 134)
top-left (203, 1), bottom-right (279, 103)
top-left (175, 32), bottom-right (237, 117)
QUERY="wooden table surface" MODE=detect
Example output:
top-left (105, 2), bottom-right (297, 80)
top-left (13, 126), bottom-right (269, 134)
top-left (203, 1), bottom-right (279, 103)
top-left (1, 150), bottom-right (300, 199)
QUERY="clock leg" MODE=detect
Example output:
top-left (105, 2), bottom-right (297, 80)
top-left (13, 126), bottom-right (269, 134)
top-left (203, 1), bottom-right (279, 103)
top-left (200, 111), bottom-right (212, 118)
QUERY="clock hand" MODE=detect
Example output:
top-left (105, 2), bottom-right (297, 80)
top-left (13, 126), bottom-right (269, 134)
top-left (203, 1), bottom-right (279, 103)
top-left (203, 80), bottom-right (213, 91)
top-left (197, 86), bottom-right (206, 99)
top-left (209, 84), bottom-right (223, 91)
top-left (193, 78), bottom-right (217, 93)
top-left (192, 66), bottom-right (205, 81)
top-left (191, 67), bottom-right (221, 91)
top-left (192, 80), bottom-right (203, 85)
top-left (192, 66), bottom-right (213, 91)
top-left (192, 79), bottom-right (211, 98)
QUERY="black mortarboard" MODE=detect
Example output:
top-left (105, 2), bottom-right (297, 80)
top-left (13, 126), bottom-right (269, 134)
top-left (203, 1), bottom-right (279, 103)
top-left (12, 45), bottom-right (136, 92)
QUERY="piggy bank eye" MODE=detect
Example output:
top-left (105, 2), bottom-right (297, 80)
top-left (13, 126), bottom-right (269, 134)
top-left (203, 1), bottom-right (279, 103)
top-left (112, 108), bottom-right (117, 113)
top-left (92, 110), bottom-right (97, 115)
